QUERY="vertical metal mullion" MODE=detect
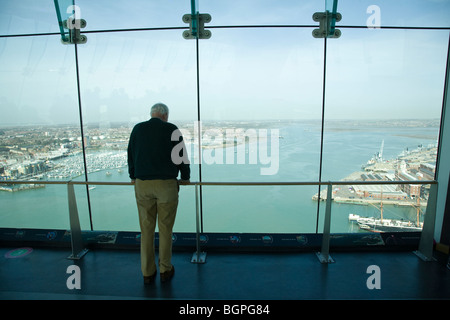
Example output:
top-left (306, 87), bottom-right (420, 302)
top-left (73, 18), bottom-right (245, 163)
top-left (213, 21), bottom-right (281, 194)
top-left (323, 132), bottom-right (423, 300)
top-left (67, 181), bottom-right (89, 260)
top-left (315, 37), bottom-right (328, 233)
top-left (316, 182), bottom-right (334, 263)
top-left (435, 33), bottom-right (450, 181)
top-left (195, 36), bottom-right (204, 233)
top-left (74, 41), bottom-right (93, 231)
top-left (191, 184), bottom-right (206, 263)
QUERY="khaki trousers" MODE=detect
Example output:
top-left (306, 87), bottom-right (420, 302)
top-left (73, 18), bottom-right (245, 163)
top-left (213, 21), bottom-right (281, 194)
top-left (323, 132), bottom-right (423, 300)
top-left (135, 179), bottom-right (178, 276)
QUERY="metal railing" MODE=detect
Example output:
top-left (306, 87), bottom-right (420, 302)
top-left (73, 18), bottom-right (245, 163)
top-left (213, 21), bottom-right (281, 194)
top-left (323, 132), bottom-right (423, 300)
top-left (0, 179), bottom-right (438, 263)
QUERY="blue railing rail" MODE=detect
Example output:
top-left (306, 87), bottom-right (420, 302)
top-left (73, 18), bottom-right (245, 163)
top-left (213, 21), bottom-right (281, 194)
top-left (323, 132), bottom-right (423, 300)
top-left (0, 179), bottom-right (438, 263)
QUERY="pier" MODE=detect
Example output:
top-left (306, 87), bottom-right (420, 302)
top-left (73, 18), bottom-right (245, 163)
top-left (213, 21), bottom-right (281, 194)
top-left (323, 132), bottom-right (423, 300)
top-left (313, 144), bottom-right (437, 208)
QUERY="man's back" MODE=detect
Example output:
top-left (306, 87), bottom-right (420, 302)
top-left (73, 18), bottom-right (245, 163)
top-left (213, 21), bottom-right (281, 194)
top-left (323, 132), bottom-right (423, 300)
top-left (127, 117), bottom-right (190, 181)
top-left (130, 103), bottom-right (188, 284)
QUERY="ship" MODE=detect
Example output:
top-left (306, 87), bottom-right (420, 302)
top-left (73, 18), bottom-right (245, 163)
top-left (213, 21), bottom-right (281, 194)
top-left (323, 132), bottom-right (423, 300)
top-left (349, 214), bottom-right (422, 232)
top-left (348, 188), bottom-right (423, 232)
top-left (362, 140), bottom-right (384, 170)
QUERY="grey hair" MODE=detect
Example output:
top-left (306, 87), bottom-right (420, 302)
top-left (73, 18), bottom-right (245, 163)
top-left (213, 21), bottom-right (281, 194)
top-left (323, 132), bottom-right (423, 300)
top-left (150, 103), bottom-right (169, 117)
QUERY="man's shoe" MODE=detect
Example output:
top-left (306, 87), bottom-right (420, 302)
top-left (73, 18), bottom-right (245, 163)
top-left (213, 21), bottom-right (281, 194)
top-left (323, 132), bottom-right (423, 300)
top-left (143, 271), bottom-right (156, 285)
top-left (160, 266), bottom-right (175, 283)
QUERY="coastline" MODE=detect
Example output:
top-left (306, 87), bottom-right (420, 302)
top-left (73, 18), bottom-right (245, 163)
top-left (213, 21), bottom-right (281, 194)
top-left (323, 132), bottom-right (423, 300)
top-left (312, 144), bottom-right (436, 209)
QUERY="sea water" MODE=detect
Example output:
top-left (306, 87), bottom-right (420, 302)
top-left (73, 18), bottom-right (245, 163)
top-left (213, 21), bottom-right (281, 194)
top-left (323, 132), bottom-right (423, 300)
top-left (0, 120), bottom-right (439, 234)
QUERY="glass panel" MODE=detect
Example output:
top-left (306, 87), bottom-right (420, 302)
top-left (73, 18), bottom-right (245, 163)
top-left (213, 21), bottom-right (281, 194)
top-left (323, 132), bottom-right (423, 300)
top-left (85, 184), bottom-right (137, 231)
top-left (201, 0), bottom-right (323, 26)
top-left (323, 28), bottom-right (447, 232)
top-left (202, 186), bottom-right (317, 233)
top-left (1, 1), bottom-right (448, 238)
top-left (0, 35), bottom-right (90, 229)
top-left (199, 28), bottom-right (324, 184)
top-left (76, 30), bottom-right (198, 231)
top-left (338, 0), bottom-right (450, 28)
top-left (75, 0), bottom-right (191, 31)
top-left (197, 27), bottom-right (324, 232)
top-left (0, 36), bottom-right (80, 125)
top-left (0, 0), bottom-right (62, 36)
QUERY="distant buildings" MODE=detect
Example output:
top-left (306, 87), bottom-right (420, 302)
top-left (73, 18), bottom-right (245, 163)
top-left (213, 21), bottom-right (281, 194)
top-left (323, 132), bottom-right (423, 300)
top-left (1, 160), bottom-right (47, 179)
top-left (337, 146), bottom-right (437, 203)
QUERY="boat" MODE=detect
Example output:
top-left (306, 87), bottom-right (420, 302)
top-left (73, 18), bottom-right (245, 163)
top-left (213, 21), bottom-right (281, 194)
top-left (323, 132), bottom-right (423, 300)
top-left (362, 140), bottom-right (384, 169)
top-left (348, 187), bottom-right (423, 232)
top-left (349, 214), bottom-right (422, 232)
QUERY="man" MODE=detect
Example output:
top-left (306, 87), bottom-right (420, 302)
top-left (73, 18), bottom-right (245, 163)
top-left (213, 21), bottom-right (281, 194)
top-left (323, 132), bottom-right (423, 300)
top-left (128, 103), bottom-right (190, 284)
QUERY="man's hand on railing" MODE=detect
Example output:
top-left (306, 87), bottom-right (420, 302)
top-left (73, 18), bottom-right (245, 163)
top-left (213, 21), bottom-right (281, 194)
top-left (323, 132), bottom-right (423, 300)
top-left (178, 179), bottom-right (190, 185)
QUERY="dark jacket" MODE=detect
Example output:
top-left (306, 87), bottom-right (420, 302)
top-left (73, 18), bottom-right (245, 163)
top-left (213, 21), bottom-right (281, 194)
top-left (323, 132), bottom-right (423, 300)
top-left (127, 118), bottom-right (190, 181)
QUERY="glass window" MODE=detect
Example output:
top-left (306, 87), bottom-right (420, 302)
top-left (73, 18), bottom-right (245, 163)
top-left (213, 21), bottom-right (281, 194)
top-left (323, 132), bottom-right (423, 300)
top-left (201, 0), bottom-right (322, 26)
top-left (1, 1), bottom-right (449, 237)
top-left (323, 29), bottom-right (447, 232)
top-left (197, 27), bottom-right (324, 232)
top-left (338, 0), bottom-right (450, 28)
top-left (0, 0), bottom-right (61, 36)
top-left (199, 28), bottom-right (324, 182)
top-left (0, 35), bottom-right (89, 229)
top-left (76, 0), bottom-right (191, 31)
top-left (203, 185), bottom-right (317, 233)
top-left (76, 30), bottom-right (198, 231)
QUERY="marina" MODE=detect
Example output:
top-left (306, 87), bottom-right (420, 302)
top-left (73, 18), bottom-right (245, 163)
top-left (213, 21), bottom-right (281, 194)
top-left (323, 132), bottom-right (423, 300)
top-left (40, 151), bottom-right (127, 180)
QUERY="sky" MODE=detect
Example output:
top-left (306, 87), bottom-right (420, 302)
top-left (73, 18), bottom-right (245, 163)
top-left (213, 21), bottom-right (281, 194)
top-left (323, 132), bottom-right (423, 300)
top-left (0, 0), bottom-right (449, 126)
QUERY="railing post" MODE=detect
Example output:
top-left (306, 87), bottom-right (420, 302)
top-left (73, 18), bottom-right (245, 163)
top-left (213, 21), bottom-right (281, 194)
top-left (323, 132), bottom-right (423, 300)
top-left (414, 183), bottom-right (438, 261)
top-left (67, 181), bottom-right (88, 260)
top-left (316, 183), bottom-right (335, 263)
top-left (191, 184), bottom-right (206, 263)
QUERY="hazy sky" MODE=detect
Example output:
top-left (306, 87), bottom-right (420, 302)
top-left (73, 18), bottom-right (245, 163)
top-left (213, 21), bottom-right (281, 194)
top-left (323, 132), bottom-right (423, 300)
top-left (0, 0), bottom-right (449, 125)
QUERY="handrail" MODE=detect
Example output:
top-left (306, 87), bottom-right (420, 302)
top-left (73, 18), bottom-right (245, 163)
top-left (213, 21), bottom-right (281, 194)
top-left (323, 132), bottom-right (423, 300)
top-left (0, 179), bottom-right (438, 186)
top-left (0, 178), bottom-right (438, 263)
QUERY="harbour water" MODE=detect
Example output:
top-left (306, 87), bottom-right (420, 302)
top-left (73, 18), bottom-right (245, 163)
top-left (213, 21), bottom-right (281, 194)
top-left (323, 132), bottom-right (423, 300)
top-left (0, 120), bottom-right (440, 234)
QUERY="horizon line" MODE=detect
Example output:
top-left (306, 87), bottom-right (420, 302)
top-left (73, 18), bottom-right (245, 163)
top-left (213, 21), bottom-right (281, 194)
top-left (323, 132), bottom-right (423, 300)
top-left (0, 117), bottom-right (442, 128)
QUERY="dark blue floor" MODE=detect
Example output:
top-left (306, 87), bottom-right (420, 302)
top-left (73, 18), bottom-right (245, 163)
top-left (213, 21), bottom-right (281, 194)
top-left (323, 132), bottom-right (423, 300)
top-left (1, 246), bottom-right (449, 301)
